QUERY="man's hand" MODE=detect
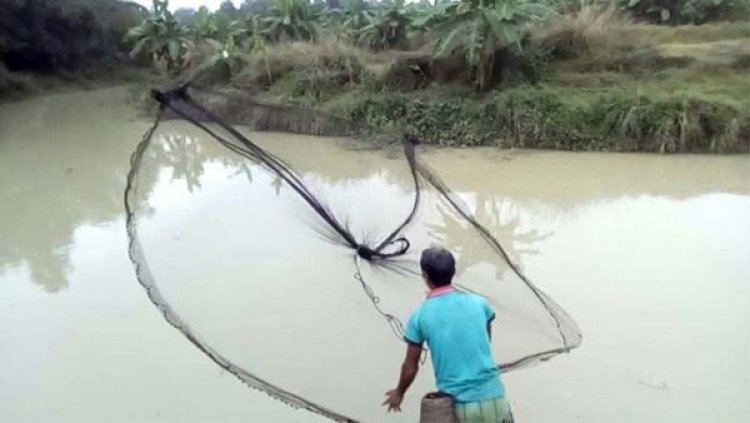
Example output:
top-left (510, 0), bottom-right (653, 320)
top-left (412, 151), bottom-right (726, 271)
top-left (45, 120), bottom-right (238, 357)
top-left (382, 389), bottom-right (404, 412)
top-left (382, 342), bottom-right (421, 412)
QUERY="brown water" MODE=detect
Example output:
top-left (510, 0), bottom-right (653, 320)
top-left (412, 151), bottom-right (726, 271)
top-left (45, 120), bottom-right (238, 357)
top-left (1, 87), bottom-right (749, 422)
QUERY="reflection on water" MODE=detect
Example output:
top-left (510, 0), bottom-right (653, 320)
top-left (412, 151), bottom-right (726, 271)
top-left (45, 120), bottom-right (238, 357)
top-left (1, 90), bottom-right (747, 296)
top-left (271, 175), bottom-right (283, 196)
top-left (153, 134), bottom-right (206, 192)
top-left (0, 88), bottom-right (149, 292)
top-left (428, 193), bottom-right (552, 279)
top-left (1, 88), bottom-right (750, 422)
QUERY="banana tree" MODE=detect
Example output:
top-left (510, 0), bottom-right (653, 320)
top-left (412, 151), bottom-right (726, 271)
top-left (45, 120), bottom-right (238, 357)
top-left (431, 0), bottom-right (550, 90)
top-left (236, 14), bottom-right (273, 83)
top-left (341, 0), bottom-right (374, 34)
top-left (359, 0), bottom-right (412, 50)
top-left (124, 0), bottom-right (192, 74)
top-left (320, 0), bottom-right (372, 42)
top-left (187, 6), bottom-right (218, 41)
top-left (265, 0), bottom-right (321, 41)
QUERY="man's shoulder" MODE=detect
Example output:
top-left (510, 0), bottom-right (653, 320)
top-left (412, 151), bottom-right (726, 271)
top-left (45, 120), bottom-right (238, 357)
top-left (455, 291), bottom-right (487, 304)
top-left (443, 290), bottom-right (485, 304)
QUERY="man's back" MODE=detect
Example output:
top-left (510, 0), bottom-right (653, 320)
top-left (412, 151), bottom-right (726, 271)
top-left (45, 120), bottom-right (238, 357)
top-left (404, 288), bottom-right (504, 403)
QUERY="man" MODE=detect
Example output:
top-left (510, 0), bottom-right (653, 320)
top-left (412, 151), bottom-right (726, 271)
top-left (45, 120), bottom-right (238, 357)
top-left (382, 247), bottom-right (512, 422)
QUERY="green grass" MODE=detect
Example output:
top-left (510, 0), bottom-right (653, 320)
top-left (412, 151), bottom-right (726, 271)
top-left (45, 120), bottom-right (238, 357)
top-left (317, 76), bottom-right (749, 153)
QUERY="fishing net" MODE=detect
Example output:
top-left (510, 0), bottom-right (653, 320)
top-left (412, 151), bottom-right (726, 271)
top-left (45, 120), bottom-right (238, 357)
top-left (124, 84), bottom-right (582, 422)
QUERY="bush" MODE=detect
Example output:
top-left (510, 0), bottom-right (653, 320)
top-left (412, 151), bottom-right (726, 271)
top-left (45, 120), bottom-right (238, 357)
top-left (0, 0), bottom-right (146, 73)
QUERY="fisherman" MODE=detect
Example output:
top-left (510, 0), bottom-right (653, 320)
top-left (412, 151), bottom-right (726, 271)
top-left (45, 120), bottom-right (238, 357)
top-left (382, 247), bottom-right (512, 422)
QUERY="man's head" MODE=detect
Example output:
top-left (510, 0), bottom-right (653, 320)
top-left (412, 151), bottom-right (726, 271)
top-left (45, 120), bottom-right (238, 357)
top-left (420, 247), bottom-right (456, 288)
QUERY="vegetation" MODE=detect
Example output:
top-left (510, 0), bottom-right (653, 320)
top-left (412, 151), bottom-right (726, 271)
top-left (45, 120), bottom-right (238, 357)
top-left (0, 0), bottom-right (147, 97)
top-left (2, 0), bottom-right (747, 152)
top-left (620, 0), bottom-right (750, 24)
top-left (429, 0), bottom-right (551, 90)
top-left (124, 0), bottom-right (192, 74)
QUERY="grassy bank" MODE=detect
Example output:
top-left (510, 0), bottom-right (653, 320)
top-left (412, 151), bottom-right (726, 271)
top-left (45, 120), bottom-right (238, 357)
top-left (216, 18), bottom-right (748, 153)
top-left (6, 0), bottom-right (747, 153)
top-left (322, 81), bottom-right (749, 153)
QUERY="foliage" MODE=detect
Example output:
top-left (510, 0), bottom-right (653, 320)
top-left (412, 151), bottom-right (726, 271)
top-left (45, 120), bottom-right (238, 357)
top-left (329, 90), bottom-right (500, 144)
top-left (530, 4), bottom-right (624, 59)
top-left (428, 0), bottom-right (552, 90)
top-left (322, 0), bottom-right (374, 42)
top-left (621, 0), bottom-right (750, 24)
top-left (324, 83), bottom-right (748, 152)
top-left (240, 0), bottom-right (273, 15)
top-left (359, 0), bottom-right (413, 50)
top-left (234, 15), bottom-right (273, 81)
top-left (124, 0), bottom-right (192, 74)
top-left (265, 0), bottom-right (321, 41)
top-left (491, 84), bottom-right (748, 152)
top-left (186, 6), bottom-right (218, 40)
top-left (0, 0), bottom-right (146, 73)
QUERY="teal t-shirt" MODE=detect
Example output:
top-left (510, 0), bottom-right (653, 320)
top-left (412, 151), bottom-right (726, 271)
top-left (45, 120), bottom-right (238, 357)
top-left (404, 289), bottom-right (504, 403)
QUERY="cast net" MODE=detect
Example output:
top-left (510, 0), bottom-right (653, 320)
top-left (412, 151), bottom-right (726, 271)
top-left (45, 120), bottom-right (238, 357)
top-left (124, 84), bottom-right (582, 422)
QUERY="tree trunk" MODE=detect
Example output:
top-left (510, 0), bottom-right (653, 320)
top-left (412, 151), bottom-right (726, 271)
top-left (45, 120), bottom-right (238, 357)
top-left (476, 52), bottom-right (495, 91)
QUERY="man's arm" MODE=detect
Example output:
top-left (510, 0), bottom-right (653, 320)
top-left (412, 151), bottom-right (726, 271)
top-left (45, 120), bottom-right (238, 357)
top-left (383, 342), bottom-right (422, 412)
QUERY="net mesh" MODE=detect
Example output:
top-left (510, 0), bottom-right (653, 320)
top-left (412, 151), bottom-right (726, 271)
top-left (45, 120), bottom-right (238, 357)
top-left (124, 84), bottom-right (582, 422)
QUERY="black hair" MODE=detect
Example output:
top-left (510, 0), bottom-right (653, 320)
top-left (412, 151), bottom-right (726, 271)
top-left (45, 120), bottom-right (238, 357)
top-left (420, 247), bottom-right (456, 287)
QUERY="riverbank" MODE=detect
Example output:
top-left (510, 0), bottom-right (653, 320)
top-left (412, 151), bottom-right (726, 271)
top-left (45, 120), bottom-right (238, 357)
top-left (0, 64), bottom-right (159, 102)
top-left (181, 19), bottom-right (749, 153)
top-left (5, 10), bottom-right (749, 153)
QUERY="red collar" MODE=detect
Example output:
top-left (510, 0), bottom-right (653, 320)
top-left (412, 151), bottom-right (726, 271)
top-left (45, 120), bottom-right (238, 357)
top-left (427, 285), bottom-right (455, 298)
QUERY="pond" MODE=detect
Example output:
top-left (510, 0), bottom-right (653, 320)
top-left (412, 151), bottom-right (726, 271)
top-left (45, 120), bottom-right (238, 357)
top-left (1, 87), bottom-right (749, 422)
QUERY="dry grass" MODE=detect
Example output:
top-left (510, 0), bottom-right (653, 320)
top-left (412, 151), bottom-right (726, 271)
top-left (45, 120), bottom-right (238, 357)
top-left (530, 5), bottom-right (629, 57)
top-left (624, 22), bottom-right (750, 44)
top-left (648, 38), bottom-right (750, 66)
top-left (229, 36), bottom-right (385, 92)
top-left (264, 36), bottom-right (375, 70)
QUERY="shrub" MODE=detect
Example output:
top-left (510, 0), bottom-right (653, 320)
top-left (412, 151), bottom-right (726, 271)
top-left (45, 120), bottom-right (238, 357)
top-left (0, 0), bottom-right (146, 73)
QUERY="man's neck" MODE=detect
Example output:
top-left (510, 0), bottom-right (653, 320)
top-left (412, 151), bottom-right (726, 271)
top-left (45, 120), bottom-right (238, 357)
top-left (427, 285), bottom-right (455, 298)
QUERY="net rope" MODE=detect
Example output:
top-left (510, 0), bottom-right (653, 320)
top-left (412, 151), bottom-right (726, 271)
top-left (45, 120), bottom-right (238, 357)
top-left (124, 83), bottom-right (582, 422)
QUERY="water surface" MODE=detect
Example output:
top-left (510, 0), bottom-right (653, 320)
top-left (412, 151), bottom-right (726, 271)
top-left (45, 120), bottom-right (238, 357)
top-left (1, 87), bottom-right (749, 422)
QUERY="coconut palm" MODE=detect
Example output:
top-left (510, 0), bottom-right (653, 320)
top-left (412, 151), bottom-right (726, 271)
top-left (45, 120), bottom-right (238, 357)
top-left (430, 0), bottom-right (551, 90)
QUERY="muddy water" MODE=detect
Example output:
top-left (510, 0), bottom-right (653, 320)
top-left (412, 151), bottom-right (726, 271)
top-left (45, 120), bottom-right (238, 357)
top-left (1, 87), bottom-right (749, 422)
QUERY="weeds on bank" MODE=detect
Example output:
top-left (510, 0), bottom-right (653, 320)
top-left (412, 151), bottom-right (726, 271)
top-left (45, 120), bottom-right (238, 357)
top-left (323, 83), bottom-right (748, 153)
